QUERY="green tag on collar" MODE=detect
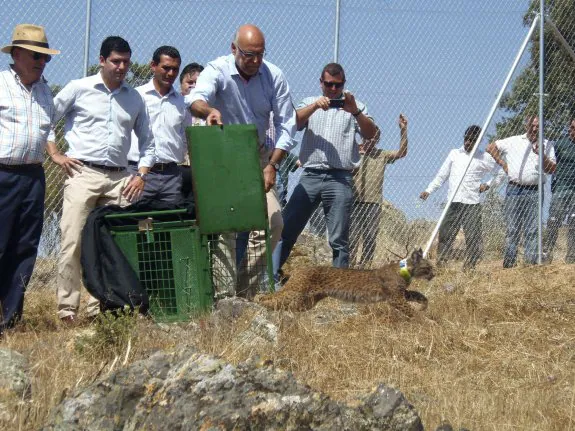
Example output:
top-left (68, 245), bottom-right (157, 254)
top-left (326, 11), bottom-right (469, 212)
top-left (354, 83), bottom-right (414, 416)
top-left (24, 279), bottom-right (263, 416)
top-left (399, 258), bottom-right (411, 282)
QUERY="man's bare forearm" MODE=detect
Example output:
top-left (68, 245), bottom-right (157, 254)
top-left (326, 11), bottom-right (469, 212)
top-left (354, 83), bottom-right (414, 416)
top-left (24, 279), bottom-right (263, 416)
top-left (191, 100), bottom-right (214, 119)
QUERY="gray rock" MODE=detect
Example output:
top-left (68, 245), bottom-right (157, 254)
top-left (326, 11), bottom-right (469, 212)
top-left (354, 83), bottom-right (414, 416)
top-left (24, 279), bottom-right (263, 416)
top-left (0, 348), bottom-right (31, 400)
top-left (44, 348), bottom-right (422, 430)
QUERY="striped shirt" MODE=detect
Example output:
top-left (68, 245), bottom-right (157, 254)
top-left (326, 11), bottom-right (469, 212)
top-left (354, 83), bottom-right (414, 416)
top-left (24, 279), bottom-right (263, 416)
top-left (128, 79), bottom-right (193, 164)
top-left (298, 96), bottom-right (372, 170)
top-left (0, 66), bottom-right (55, 164)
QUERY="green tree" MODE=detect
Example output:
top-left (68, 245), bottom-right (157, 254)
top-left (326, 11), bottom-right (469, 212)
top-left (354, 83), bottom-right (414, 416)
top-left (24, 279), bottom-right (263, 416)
top-left (497, 0), bottom-right (575, 140)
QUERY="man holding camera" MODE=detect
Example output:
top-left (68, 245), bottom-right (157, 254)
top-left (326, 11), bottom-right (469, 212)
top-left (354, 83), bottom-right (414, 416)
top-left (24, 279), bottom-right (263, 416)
top-left (273, 63), bottom-right (377, 274)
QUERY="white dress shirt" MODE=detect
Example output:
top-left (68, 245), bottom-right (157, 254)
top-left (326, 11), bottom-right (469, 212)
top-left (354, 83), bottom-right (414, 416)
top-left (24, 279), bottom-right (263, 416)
top-left (425, 147), bottom-right (498, 204)
top-left (495, 133), bottom-right (555, 185)
top-left (0, 67), bottom-right (55, 164)
top-left (53, 72), bottom-right (155, 169)
top-left (185, 54), bottom-right (296, 152)
top-left (128, 80), bottom-right (193, 164)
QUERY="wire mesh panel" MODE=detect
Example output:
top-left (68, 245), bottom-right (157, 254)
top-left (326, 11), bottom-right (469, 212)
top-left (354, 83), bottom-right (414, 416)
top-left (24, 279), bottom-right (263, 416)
top-left (1, 0), bottom-right (574, 286)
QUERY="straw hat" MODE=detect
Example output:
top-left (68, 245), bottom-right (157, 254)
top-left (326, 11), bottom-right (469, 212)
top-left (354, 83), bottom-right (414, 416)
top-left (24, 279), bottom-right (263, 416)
top-left (1, 24), bottom-right (60, 55)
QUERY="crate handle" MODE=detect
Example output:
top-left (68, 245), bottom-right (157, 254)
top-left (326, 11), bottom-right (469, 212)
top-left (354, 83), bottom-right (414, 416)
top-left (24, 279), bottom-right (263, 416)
top-left (138, 218), bottom-right (155, 244)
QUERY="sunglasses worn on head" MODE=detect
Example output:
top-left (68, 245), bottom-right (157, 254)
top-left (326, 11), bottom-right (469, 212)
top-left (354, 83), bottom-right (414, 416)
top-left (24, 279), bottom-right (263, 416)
top-left (32, 52), bottom-right (51, 63)
top-left (322, 80), bottom-right (344, 89)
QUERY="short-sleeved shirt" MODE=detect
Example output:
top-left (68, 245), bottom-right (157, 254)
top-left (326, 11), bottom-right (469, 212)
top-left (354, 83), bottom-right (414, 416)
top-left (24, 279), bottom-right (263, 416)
top-left (185, 54), bottom-right (296, 152)
top-left (298, 96), bottom-right (372, 171)
top-left (353, 149), bottom-right (395, 203)
top-left (0, 67), bottom-right (55, 164)
top-left (551, 136), bottom-right (575, 193)
top-left (495, 133), bottom-right (555, 186)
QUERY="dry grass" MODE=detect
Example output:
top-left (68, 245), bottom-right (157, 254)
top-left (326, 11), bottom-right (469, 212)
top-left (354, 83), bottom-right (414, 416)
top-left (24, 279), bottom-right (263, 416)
top-left (3, 260), bottom-right (575, 430)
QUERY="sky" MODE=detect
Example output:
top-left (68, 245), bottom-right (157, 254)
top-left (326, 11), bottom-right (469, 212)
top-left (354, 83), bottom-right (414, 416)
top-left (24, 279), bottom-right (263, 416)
top-left (0, 0), bottom-right (537, 222)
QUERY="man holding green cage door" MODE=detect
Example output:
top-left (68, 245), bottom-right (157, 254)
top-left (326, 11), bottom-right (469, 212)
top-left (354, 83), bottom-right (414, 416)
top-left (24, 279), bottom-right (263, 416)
top-left (185, 24), bottom-right (296, 298)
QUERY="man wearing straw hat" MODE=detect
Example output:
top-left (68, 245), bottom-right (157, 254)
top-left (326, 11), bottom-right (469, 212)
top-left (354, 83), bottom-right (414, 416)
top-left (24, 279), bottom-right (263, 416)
top-left (0, 24), bottom-right (60, 333)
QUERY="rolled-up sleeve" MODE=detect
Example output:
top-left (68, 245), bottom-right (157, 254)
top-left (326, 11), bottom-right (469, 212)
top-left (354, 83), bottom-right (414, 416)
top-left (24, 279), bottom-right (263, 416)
top-left (272, 72), bottom-right (296, 152)
top-left (185, 64), bottom-right (219, 108)
top-left (134, 99), bottom-right (155, 168)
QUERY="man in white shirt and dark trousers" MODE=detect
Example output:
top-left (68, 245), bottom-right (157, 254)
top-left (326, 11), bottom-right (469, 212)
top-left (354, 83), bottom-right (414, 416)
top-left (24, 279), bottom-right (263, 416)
top-left (487, 116), bottom-right (556, 268)
top-left (420, 125), bottom-right (498, 270)
top-left (47, 36), bottom-right (155, 323)
top-left (127, 46), bottom-right (192, 203)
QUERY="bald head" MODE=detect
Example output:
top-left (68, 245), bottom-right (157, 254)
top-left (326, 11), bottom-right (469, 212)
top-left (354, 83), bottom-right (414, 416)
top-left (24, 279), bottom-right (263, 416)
top-left (232, 24), bottom-right (266, 78)
top-left (234, 24), bottom-right (265, 46)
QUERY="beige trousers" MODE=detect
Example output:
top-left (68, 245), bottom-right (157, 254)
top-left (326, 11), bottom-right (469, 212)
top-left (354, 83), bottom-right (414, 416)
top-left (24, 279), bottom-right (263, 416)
top-left (56, 166), bottom-right (129, 319)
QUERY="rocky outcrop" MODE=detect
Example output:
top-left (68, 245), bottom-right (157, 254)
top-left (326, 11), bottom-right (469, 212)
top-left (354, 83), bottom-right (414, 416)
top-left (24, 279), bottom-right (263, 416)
top-left (44, 348), bottom-right (423, 430)
top-left (0, 348), bottom-right (31, 400)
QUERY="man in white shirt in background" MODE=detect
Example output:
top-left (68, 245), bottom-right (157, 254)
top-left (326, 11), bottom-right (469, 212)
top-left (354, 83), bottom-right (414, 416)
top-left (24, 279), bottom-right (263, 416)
top-left (127, 45), bottom-right (192, 203)
top-left (420, 125), bottom-right (498, 270)
top-left (487, 116), bottom-right (556, 268)
top-left (47, 36), bottom-right (155, 323)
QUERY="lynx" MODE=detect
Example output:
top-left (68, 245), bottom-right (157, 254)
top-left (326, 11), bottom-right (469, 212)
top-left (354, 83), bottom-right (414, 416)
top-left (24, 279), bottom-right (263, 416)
top-left (256, 248), bottom-right (433, 315)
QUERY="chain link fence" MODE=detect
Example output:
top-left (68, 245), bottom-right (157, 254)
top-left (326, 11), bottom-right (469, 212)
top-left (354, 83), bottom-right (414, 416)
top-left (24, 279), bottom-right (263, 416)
top-left (1, 0), bottom-right (574, 286)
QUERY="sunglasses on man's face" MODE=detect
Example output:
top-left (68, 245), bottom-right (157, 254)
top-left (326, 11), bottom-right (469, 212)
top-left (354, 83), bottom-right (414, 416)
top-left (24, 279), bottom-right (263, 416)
top-left (321, 80), bottom-right (344, 89)
top-left (32, 52), bottom-right (51, 63)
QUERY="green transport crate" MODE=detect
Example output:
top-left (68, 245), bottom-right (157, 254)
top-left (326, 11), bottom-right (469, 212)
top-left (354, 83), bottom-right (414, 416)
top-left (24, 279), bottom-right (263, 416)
top-left (106, 210), bottom-right (213, 322)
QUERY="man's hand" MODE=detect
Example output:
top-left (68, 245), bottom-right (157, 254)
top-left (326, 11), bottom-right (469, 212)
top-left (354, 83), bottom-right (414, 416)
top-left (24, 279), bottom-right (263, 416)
top-left (206, 108), bottom-right (223, 126)
top-left (399, 113), bottom-right (408, 131)
top-left (479, 183), bottom-right (490, 193)
top-left (420, 191), bottom-right (429, 201)
top-left (51, 153), bottom-right (83, 177)
top-left (122, 175), bottom-right (145, 202)
top-left (314, 96), bottom-right (330, 111)
top-left (486, 142), bottom-right (508, 174)
top-left (263, 164), bottom-right (276, 193)
top-left (342, 91), bottom-right (359, 114)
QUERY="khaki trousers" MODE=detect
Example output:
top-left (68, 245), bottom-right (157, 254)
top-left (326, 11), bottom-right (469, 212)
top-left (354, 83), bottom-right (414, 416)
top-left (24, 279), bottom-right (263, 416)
top-left (56, 166), bottom-right (129, 319)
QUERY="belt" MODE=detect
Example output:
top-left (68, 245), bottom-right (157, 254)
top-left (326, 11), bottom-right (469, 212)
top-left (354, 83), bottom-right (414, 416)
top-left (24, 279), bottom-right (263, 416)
top-left (508, 181), bottom-right (538, 190)
top-left (129, 160), bottom-right (178, 172)
top-left (80, 161), bottom-right (126, 172)
top-left (0, 163), bottom-right (42, 171)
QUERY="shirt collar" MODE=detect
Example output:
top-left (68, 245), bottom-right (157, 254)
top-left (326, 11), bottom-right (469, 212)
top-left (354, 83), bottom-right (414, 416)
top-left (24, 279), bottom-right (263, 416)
top-left (8, 64), bottom-right (47, 86)
top-left (142, 78), bottom-right (176, 98)
top-left (93, 70), bottom-right (130, 93)
top-left (227, 53), bottom-right (262, 78)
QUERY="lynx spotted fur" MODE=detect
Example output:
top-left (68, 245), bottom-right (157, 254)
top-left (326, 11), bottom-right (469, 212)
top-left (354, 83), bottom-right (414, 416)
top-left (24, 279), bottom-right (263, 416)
top-left (256, 249), bottom-right (433, 315)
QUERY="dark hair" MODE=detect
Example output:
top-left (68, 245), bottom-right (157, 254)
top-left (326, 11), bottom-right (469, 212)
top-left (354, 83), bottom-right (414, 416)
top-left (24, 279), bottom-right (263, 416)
top-left (321, 63), bottom-right (345, 82)
top-left (464, 125), bottom-right (481, 142)
top-left (179, 62), bottom-right (204, 83)
top-left (152, 45), bottom-right (181, 64)
top-left (100, 36), bottom-right (131, 59)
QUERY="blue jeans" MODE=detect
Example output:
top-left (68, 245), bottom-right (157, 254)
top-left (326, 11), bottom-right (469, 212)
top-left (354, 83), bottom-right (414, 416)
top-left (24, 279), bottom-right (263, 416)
top-left (504, 183), bottom-right (538, 267)
top-left (544, 189), bottom-right (575, 263)
top-left (273, 168), bottom-right (354, 273)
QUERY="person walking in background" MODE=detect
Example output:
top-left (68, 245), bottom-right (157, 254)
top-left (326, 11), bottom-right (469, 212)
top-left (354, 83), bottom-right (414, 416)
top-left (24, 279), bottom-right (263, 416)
top-left (487, 116), bottom-right (556, 268)
top-left (544, 117), bottom-right (575, 263)
top-left (0, 24), bottom-right (60, 333)
top-left (47, 36), bottom-right (155, 323)
top-left (127, 46), bottom-right (192, 204)
top-left (186, 24), bottom-right (296, 298)
top-left (274, 62), bottom-right (377, 275)
top-left (350, 114), bottom-right (408, 268)
top-left (420, 125), bottom-right (498, 270)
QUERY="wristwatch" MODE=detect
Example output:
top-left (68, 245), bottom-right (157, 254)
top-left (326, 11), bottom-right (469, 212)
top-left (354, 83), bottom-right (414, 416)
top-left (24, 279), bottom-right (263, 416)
top-left (268, 161), bottom-right (280, 171)
top-left (135, 172), bottom-right (147, 181)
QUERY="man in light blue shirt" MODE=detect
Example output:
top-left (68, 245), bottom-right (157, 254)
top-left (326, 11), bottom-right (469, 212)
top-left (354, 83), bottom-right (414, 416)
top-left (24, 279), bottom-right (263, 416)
top-left (186, 24), bottom-right (296, 298)
top-left (128, 45), bottom-right (193, 203)
top-left (47, 36), bottom-right (155, 322)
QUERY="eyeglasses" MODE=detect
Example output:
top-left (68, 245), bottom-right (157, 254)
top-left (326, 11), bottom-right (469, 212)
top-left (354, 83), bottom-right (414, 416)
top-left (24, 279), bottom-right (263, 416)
top-left (236, 45), bottom-right (265, 60)
top-left (321, 80), bottom-right (344, 89)
top-left (32, 52), bottom-right (51, 63)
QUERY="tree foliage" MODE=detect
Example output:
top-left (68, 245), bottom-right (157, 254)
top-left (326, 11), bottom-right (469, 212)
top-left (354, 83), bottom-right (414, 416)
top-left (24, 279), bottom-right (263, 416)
top-left (497, 0), bottom-right (575, 140)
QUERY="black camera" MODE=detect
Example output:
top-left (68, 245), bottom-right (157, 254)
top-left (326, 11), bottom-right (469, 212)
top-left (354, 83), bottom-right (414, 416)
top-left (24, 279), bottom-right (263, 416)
top-left (329, 98), bottom-right (345, 108)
